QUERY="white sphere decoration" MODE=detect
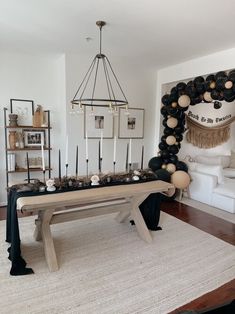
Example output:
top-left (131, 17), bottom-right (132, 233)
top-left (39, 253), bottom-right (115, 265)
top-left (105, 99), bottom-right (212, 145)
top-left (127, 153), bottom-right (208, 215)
top-left (166, 135), bottom-right (176, 146)
top-left (203, 91), bottom-right (213, 102)
top-left (166, 163), bottom-right (176, 174)
top-left (167, 117), bottom-right (178, 128)
top-left (171, 170), bottom-right (190, 189)
top-left (178, 95), bottom-right (190, 108)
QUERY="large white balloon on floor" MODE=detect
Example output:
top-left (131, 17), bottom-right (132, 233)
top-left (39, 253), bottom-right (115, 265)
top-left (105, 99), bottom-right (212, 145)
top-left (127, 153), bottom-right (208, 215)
top-left (171, 170), bottom-right (190, 189)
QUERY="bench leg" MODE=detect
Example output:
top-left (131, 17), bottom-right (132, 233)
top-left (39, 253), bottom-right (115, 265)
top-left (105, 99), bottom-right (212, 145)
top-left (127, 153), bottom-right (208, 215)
top-left (131, 194), bottom-right (153, 244)
top-left (40, 208), bottom-right (59, 272)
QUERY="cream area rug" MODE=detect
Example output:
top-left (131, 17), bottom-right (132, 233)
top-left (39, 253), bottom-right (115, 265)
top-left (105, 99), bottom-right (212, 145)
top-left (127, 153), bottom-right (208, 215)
top-left (0, 212), bottom-right (235, 314)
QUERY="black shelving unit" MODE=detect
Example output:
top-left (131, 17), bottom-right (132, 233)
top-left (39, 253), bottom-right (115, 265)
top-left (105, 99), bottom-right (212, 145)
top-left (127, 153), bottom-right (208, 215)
top-left (4, 107), bottom-right (52, 187)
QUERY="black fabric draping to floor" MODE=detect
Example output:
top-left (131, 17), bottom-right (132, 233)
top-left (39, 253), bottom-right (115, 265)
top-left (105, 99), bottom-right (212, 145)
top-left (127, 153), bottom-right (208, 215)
top-left (6, 182), bottom-right (162, 276)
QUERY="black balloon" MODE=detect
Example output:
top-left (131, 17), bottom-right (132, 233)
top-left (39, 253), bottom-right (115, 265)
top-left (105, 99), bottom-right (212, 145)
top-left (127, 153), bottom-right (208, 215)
top-left (169, 154), bottom-right (178, 164)
top-left (164, 127), bottom-right (174, 136)
top-left (174, 126), bottom-right (185, 134)
top-left (160, 106), bottom-right (168, 116)
top-left (168, 145), bottom-right (179, 154)
top-left (158, 142), bottom-right (168, 150)
top-left (154, 169), bottom-right (171, 182)
top-left (160, 150), bottom-right (170, 159)
top-left (148, 157), bottom-right (163, 171)
top-left (176, 161), bottom-right (188, 172)
top-left (161, 94), bottom-right (170, 106)
top-left (206, 74), bottom-right (215, 82)
top-left (176, 82), bottom-right (186, 91)
top-left (175, 134), bottom-right (183, 142)
top-left (215, 71), bottom-right (227, 81)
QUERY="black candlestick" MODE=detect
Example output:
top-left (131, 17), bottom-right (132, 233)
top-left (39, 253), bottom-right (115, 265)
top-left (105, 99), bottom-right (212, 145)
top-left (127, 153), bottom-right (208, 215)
top-left (141, 145), bottom-right (144, 170)
top-left (59, 149), bottom-right (61, 182)
top-left (86, 159), bottom-right (89, 179)
top-left (26, 152), bottom-right (30, 183)
top-left (75, 145), bottom-right (78, 179)
top-left (113, 161), bottom-right (116, 174)
top-left (65, 163), bottom-right (68, 177)
top-left (125, 143), bottom-right (129, 172)
top-left (98, 141), bottom-right (101, 173)
top-left (43, 170), bottom-right (46, 184)
top-left (129, 163), bottom-right (132, 172)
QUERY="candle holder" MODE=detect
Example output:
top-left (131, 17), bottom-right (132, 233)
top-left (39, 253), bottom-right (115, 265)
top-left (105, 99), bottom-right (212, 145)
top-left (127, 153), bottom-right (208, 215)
top-left (65, 163), bottom-right (68, 177)
top-left (113, 161), bottom-right (116, 174)
top-left (129, 163), bottom-right (132, 173)
top-left (86, 159), bottom-right (89, 179)
top-left (43, 170), bottom-right (46, 184)
top-left (99, 157), bottom-right (103, 174)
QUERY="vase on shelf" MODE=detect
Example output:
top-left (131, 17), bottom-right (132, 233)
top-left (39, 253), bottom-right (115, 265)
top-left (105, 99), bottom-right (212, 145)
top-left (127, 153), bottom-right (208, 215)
top-left (9, 131), bottom-right (17, 149)
top-left (8, 114), bottom-right (18, 127)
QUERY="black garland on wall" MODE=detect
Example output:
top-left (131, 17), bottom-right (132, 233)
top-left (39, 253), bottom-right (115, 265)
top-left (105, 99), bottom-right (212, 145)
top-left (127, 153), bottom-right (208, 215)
top-left (148, 69), bottom-right (235, 188)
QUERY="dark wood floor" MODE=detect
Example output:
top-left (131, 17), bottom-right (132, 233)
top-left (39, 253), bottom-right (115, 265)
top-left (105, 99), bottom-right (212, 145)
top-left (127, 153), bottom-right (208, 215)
top-left (1, 200), bottom-right (234, 313)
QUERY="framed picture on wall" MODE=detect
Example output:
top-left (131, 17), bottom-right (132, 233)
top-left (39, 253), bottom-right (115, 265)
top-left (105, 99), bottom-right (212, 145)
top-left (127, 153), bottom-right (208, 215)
top-left (10, 99), bottom-right (34, 126)
top-left (84, 107), bottom-right (114, 138)
top-left (118, 107), bottom-right (144, 138)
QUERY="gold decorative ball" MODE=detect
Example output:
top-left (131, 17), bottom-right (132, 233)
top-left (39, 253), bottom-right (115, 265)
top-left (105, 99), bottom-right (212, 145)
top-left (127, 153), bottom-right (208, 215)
top-left (203, 91), bottom-right (213, 102)
top-left (166, 163), bottom-right (176, 174)
top-left (171, 102), bottom-right (177, 108)
top-left (178, 95), bottom-right (190, 108)
top-left (166, 135), bottom-right (176, 146)
top-left (161, 164), bottom-right (167, 169)
top-left (167, 117), bottom-right (178, 128)
top-left (171, 170), bottom-right (190, 189)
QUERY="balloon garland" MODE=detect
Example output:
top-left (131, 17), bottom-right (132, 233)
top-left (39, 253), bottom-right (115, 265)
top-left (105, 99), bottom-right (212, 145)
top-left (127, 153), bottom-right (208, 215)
top-left (149, 69), bottom-right (235, 189)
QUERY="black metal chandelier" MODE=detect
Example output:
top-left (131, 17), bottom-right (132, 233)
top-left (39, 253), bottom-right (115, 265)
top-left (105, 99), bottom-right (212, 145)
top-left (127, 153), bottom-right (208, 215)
top-left (71, 21), bottom-right (128, 112)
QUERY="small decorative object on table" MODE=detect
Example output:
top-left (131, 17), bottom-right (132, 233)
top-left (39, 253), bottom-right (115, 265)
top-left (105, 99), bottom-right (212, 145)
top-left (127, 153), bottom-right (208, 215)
top-left (46, 179), bottom-right (56, 192)
top-left (91, 175), bottom-right (100, 186)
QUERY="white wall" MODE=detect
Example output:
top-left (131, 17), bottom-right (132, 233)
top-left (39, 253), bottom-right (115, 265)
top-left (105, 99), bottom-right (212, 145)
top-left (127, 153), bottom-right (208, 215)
top-left (0, 52), bottom-right (66, 205)
top-left (65, 53), bottom-right (157, 175)
top-left (155, 47), bottom-right (235, 160)
top-left (0, 52), bottom-right (157, 204)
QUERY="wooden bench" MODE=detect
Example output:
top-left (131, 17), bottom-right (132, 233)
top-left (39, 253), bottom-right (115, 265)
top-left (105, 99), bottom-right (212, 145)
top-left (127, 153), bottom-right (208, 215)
top-left (17, 181), bottom-right (175, 272)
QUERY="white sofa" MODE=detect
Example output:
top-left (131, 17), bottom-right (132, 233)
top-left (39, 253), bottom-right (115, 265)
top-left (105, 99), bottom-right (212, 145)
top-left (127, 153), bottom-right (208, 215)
top-left (188, 171), bottom-right (235, 213)
top-left (186, 153), bottom-right (235, 214)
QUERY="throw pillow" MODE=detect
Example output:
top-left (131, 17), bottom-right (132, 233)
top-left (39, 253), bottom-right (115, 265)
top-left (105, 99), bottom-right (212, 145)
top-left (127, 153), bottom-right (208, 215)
top-left (195, 155), bottom-right (230, 168)
top-left (195, 163), bottom-right (224, 184)
top-left (230, 151), bottom-right (235, 168)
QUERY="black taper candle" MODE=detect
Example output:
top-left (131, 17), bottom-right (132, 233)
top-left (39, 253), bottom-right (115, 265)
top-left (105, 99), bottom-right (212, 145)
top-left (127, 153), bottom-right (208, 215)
top-left (59, 149), bottom-right (61, 181)
top-left (75, 145), bottom-right (78, 178)
top-left (98, 140), bottom-right (101, 172)
top-left (125, 143), bottom-right (129, 172)
top-left (26, 152), bottom-right (30, 183)
top-left (141, 145), bottom-right (144, 170)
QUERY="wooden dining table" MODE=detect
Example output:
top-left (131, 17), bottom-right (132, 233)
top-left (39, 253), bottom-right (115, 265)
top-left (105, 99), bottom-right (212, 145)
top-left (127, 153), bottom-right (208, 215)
top-left (17, 180), bottom-right (175, 272)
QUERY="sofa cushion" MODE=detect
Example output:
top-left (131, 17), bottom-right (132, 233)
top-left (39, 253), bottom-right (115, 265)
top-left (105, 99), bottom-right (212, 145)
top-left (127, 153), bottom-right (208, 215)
top-left (213, 178), bottom-right (235, 198)
top-left (194, 163), bottom-right (224, 184)
top-left (195, 155), bottom-right (230, 168)
top-left (223, 168), bottom-right (235, 178)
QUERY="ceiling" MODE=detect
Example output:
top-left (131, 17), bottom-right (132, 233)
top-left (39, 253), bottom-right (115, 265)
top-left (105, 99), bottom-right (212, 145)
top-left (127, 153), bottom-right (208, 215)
top-left (1, 0), bottom-right (235, 69)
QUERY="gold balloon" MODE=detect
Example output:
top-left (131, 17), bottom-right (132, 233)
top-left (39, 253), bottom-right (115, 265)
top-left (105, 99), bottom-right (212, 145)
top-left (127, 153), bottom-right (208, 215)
top-left (161, 164), bottom-right (167, 169)
top-left (178, 95), bottom-right (190, 108)
top-left (225, 80), bottom-right (233, 89)
top-left (166, 163), bottom-right (176, 174)
top-left (171, 102), bottom-right (177, 108)
top-left (171, 170), bottom-right (190, 189)
top-left (210, 81), bottom-right (216, 89)
top-left (203, 91), bottom-right (213, 102)
top-left (167, 117), bottom-right (178, 128)
top-left (166, 135), bottom-right (176, 145)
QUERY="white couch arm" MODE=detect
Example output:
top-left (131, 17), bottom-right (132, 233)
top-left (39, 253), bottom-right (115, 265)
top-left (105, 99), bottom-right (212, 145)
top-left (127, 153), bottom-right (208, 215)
top-left (188, 171), bottom-right (218, 205)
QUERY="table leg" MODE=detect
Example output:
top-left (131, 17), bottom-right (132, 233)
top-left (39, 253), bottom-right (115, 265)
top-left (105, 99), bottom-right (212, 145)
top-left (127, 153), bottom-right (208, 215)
top-left (40, 208), bottom-right (59, 272)
top-left (115, 210), bottom-right (130, 223)
top-left (34, 211), bottom-right (43, 241)
top-left (131, 194), bottom-right (153, 243)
